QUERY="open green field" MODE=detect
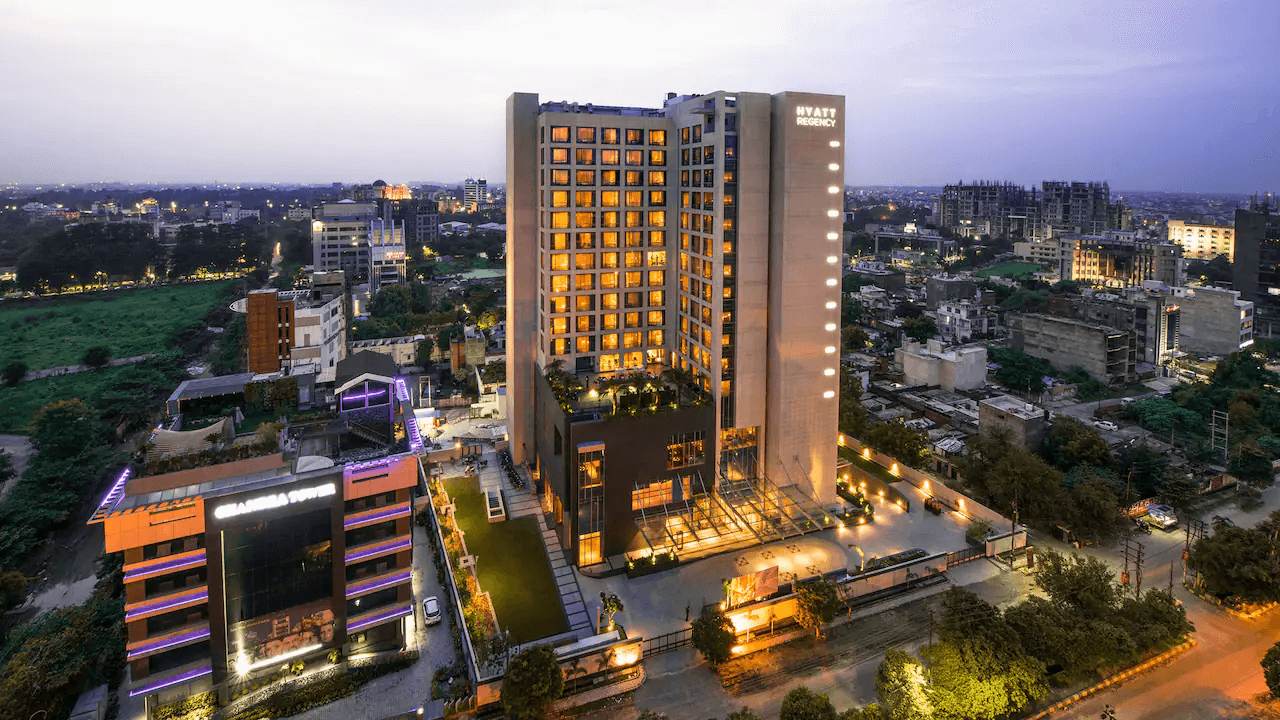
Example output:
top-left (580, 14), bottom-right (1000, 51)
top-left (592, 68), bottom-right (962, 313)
top-left (975, 262), bottom-right (1043, 280)
top-left (0, 364), bottom-right (137, 433)
top-left (445, 476), bottom-right (569, 643)
top-left (0, 282), bottom-right (234, 370)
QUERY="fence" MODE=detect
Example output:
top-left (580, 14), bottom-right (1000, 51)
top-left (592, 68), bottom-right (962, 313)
top-left (947, 545), bottom-right (985, 566)
top-left (642, 628), bottom-right (692, 658)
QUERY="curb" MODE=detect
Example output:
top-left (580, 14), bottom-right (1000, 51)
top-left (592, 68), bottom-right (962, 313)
top-left (1023, 637), bottom-right (1197, 719)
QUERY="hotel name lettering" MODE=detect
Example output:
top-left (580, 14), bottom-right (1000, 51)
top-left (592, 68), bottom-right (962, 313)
top-left (795, 106), bottom-right (838, 127)
top-left (214, 482), bottom-right (337, 519)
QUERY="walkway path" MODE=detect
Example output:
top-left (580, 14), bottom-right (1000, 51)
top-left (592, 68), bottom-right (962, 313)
top-left (21, 352), bottom-right (156, 381)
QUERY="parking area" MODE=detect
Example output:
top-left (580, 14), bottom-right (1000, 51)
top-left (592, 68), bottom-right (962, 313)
top-left (577, 487), bottom-right (978, 639)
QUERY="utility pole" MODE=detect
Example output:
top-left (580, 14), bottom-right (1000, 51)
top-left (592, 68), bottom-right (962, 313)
top-left (1134, 541), bottom-right (1145, 598)
top-left (1011, 490), bottom-right (1019, 568)
top-left (928, 607), bottom-right (935, 647)
top-left (1122, 537), bottom-right (1132, 587)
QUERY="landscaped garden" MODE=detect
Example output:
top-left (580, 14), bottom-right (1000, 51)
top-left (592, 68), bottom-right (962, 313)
top-left (0, 281), bottom-right (235, 370)
top-left (443, 476), bottom-right (568, 644)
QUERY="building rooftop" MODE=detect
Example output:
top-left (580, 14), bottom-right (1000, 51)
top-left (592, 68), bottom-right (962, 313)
top-left (980, 394), bottom-right (1046, 420)
top-left (167, 373), bottom-right (256, 404)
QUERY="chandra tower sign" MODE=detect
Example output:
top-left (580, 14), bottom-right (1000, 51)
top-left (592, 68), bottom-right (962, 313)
top-left (214, 482), bottom-right (337, 520)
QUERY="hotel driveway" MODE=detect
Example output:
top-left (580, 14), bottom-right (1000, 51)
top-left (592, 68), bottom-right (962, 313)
top-left (577, 489), bottom-right (974, 641)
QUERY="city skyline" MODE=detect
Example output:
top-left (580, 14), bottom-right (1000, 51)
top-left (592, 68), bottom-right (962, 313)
top-left (2, 0), bottom-right (1277, 193)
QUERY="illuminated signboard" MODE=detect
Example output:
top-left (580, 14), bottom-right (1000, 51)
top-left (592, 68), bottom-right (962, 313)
top-left (795, 106), bottom-right (838, 127)
top-left (214, 482), bottom-right (336, 520)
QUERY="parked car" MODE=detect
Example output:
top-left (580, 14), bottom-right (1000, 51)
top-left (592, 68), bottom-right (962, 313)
top-left (1144, 504), bottom-right (1178, 530)
top-left (423, 596), bottom-right (442, 626)
top-left (1093, 420), bottom-right (1119, 432)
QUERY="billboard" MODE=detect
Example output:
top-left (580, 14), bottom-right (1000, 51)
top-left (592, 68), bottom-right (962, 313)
top-left (727, 565), bottom-right (779, 608)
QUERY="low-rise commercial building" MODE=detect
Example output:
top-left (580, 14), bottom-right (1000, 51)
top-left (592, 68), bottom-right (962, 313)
top-left (935, 301), bottom-right (996, 343)
top-left (1008, 313), bottom-right (1136, 386)
top-left (895, 340), bottom-right (987, 392)
top-left (1172, 285), bottom-right (1254, 355)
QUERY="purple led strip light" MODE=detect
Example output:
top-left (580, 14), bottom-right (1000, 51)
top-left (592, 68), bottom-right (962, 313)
top-left (348, 603), bottom-right (413, 632)
top-left (341, 388), bottom-right (388, 404)
top-left (345, 568), bottom-right (412, 599)
top-left (127, 627), bottom-right (211, 660)
top-left (394, 378), bottom-right (424, 451)
top-left (125, 588), bottom-right (208, 621)
top-left (344, 457), bottom-right (394, 477)
top-left (345, 536), bottom-right (411, 564)
top-left (130, 665), bottom-right (212, 697)
top-left (343, 504), bottom-right (410, 530)
top-left (96, 466), bottom-right (132, 513)
top-left (123, 550), bottom-right (207, 583)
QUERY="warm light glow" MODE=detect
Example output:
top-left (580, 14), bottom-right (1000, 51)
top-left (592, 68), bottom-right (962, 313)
top-left (824, 346), bottom-right (836, 354)
top-left (827, 232), bottom-right (839, 240)
top-left (827, 209), bottom-right (840, 218)
top-left (826, 256), bottom-right (839, 264)
top-left (825, 278), bottom-right (837, 286)
top-left (862, 448), bottom-right (871, 459)
top-left (828, 163), bottom-right (840, 171)
top-left (612, 645), bottom-right (641, 666)
top-left (825, 301), bottom-right (837, 309)
top-left (890, 463), bottom-right (899, 475)
top-left (829, 140), bottom-right (841, 147)
top-left (825, 323), bottom-right (837, 331)
top-left (824, 368), bottom-right (836, 376)
top-left (732, 645), bottom-right (746, 655)
top-left (823, 390), bottom-right (836, 398)
top-left (828, 186), bottom-right (840, 194)
top-left (923, 480), bottom-right (930, 491)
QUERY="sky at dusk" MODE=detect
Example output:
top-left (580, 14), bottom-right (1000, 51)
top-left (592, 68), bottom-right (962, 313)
top-left (2, 0), bottom-right (1277, 193)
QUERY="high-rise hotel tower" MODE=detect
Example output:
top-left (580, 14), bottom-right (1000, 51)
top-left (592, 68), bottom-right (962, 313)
top-left (507, 91), bottom-right (846, 567)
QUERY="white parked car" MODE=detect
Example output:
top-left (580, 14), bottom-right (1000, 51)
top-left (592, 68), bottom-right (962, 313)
top-left (423, 596), bottom-right (442, 626)
top-left (1145, 504), bottom-right (1178, 530)
top-left (1093, 420), bottom-right (1119, 432)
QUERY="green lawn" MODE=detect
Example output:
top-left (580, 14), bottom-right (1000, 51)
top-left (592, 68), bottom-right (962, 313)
top-left (976, 262), bottom-right (1044, 281)
top-left (0, 282), bottom-right (234, 370)
top-left (838, 445), bottom-right (901, 485)
top-left (444, 476), bottom-right (569, 643)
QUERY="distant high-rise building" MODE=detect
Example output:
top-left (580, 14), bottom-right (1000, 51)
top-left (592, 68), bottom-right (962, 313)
top-left (464, 178), bottom-right (487, 208)
top-left (400, 199), bottom-right (439, 250)
top-left (935, 180), bottom-right (1126, 240)
top-left (507, 90), bottom-right (844, 567)
top-left (1232, 196), bottom-right (1280, 311)
top-left (311, 200), bottom-right (406, 287)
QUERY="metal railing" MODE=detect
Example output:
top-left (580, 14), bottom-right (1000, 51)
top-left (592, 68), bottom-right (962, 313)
top-left (641, 628), bottom-right (692, 658)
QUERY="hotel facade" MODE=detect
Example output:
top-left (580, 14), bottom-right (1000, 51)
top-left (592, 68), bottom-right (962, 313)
top-left (506, 90), bottom-right (845, 568)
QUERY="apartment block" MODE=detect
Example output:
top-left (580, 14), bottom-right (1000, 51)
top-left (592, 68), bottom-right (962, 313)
top-left (1009, 313), bottom-right (1137, 386)
top-left (243, 279), bottom-right (346, 376)
top-left (1058, 234), bottom-right (1180, 287)
top-left (978, 395), bottom-right (1046, 450)
top-left (936, 180), bottom-right (1127, 240)
top-left (507, 90), bottom-right (843, 567)
top-left (312, 201), bottom-right (406, 286)
top-left (934, 301), bottom-right (996, 343)
top-left (1172, 285), bottom-right (1254, 355)
top-left (1167, 219), bottom-right (1234, 261)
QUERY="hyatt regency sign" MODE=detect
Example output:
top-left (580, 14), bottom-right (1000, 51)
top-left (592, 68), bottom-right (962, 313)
top-left (214, 483), bottom-right (336, 520)
top-left (796, 106), bottom-right (838, 127)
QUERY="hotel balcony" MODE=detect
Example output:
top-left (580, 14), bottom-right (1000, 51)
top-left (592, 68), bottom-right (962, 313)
top-left (122, 548), bottom-right (208, 584)
top-left (343, 501), bottom-right (412, 532)
top-left (126, 622), bottom-right (211, 662)
top-left (124, 585), bottom-right (209, 623)
top-left (345, 567), bottom-right (412, 600)
top-left (343, 534), bottom-right (411, 566)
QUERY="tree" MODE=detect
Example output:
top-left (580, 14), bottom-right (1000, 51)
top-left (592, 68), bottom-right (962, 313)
top-left (691, 607), bottom-right (735, 666)
top-left (842, 325), bottom-right (869, 352)
top-left (922, 639), bottom-right (1047, 719)
top-left (1066, 477), bottom-right (1125, 544)
top-left (865, 421), bottom-right (929, 468)
top-left (501, 645), bottom-right (564, 720)
top-left (780, 687), bottom-right (838, 720)
top-left (1, 359), bottom-right (27, 386)
top-left (1032, 548), bottom-right (1122, 619)
top-left (81, 345), bottom-right (112, 369)
top-left (839, 367), bottom-right (869, 440)
top-left (725, 709), bottom-right (762, 720)
top-left (838, 706), bottom-right (886, 720)
top-left (600, 592), bottom-right (623, 630)
top-left (876, 648), bottom-right (933, 720)
top-left (1041, 417), bottom-right (1113, 472)
top-left (1188, 523), bottom-right (1280, 602)
top-left (901, 316), bottom-right (937, 343)
top-left (936, 587), bottom-right (1019, 652)
top-left (1262, 641), bottom-right (1280, 698)
top-left (796, 578), bottom-right (840, 638)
